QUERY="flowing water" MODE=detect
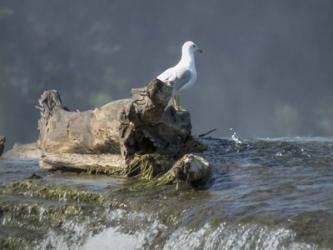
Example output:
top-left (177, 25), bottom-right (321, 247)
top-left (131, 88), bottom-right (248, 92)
top-left (1, 137), bottom-right (333, 250)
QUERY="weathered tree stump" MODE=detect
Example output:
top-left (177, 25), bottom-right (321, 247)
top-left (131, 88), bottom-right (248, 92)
top-left (35, 78), bottom-right (210, 184)
top-left (37, 89), bottom-right (131, 154)
top-left (37, 79), bottom-right (192, 160)
top-left (0, 136), bottom-right (5, 156)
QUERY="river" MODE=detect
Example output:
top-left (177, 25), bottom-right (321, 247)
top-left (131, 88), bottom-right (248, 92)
top-left (1, 137), bottom-right (333, 249)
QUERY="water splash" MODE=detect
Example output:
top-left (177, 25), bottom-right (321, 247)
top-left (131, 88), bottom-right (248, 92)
top-left (230, 128), bottom-right (242, 144)
top-left (164, 223), bottom-right (315, 250)
top-left (82, 220), bottom-right (166, 250)
top-left (38, 209), bottom-right (168, 250)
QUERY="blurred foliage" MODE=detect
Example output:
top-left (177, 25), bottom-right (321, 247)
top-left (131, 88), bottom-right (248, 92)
top-left (0, 7), bottom-right (13, 18)
top-left (0, 0), bottom-right (333, 146)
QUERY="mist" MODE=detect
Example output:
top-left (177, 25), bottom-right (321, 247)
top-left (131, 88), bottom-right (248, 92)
top-left (1, 0), bottom-right (333, 147)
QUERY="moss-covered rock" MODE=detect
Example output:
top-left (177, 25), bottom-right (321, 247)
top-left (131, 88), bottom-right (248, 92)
top-left (123, 153), bottom-right (211, 187)
top-left (155, 154), bottom-right (211, 186)
top-left (0, 235), bottom-right (35, 250)
top-left (0, 180), bottom-right (106, 205)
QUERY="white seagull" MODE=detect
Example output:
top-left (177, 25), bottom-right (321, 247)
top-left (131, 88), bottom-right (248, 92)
top-left (157, 41), bottom-right (202, 111)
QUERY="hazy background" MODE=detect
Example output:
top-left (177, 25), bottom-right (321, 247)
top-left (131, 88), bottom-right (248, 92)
top-left (1, 0), bottom-right (333, 147)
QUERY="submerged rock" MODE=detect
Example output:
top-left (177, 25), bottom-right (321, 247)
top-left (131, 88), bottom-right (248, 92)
top-left (123, 153), bottom-right (210, 186)
top-left (171, 154), bottom-right (211, 183)
top-left (154, 154), bottom-right (211, 186)
top-left (0, 136), bottom-right (5, 156)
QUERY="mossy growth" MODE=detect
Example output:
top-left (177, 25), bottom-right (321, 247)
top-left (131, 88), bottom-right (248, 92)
top-left (125, 153), bottom-right (173, 180)
top-left (0, 236), bottom-right (35, 250)
top-left (154, 171), bottom-right (176, 186)
top-left (124, 157), bottom-right (190, 188)
top-left (124, 138), bottom-right (207, 179)
top-left (123, 139), bottom-right (208, 186)
top-left (0, 200), bottom-right (86, 229)
top-left (0, 180), bottom-right (106, 205)
top-left (85, 166), bottom-right (124, 175)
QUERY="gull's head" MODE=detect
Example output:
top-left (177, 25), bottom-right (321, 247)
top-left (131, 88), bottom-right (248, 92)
top-left (182, 41), bottom-right (203, 54)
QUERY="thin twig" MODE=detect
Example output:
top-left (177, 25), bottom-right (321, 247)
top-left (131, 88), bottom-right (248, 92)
top-left (198, 128), bottom-right (217, 138)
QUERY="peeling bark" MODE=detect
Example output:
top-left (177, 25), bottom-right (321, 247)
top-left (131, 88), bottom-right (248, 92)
top-left (37, 89), bottom-right (131, 154)
top-left (40, 153), bottom-right (125, 174)
top-left (37, 79), bottom-right (192, 160)
top-left (119, 79), bottom-right (192, 160)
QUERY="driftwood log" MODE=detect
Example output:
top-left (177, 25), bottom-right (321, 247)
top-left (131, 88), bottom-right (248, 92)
top-left (37, 79), bottom-right (192, 160)
top-left (37, 90), bottom-right (131, 154)
top-left (40, 153), bottom-right (125, 174)
top-left (0, 136), bottom-right (5, 156)
top-left (35, 79), bottom-right (210, 183)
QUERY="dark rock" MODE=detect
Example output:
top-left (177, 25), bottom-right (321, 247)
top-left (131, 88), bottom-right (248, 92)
top-left (27, 172), bottom-right (42, 179)
top-left (0, 136), bottom-right (5, 156)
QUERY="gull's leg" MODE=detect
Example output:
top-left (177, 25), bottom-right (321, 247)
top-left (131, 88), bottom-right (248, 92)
top-left (175, 94), bottom-right (180, 111)
top-left (174, 94), bottom-right (186, 112)
top-left (171, 95), bottom-right (177, 108)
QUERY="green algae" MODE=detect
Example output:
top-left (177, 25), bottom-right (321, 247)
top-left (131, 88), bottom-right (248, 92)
top-left (125, 153), bottom-right (172, 180)
top-left (123, 139), bottom-right (208, 185)
top-left (0, 236), bottom-right (34, 250)
top-left (0, 179), bottom-right (106, 205)
top-left (122, 154), bottom-right (182, 188)
top-left (0, 200), bottom-right (85, 229)
top-left (85, 167), bottom-right (123, 175)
